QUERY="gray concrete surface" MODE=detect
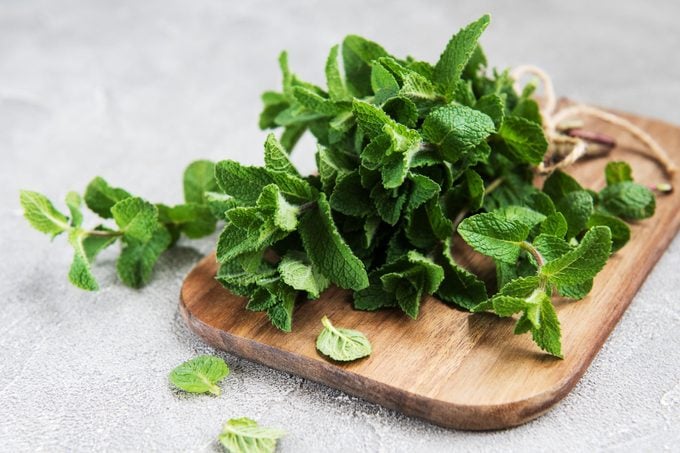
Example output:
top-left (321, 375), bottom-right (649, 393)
top-left (1, 1), bottom-right (679, 451)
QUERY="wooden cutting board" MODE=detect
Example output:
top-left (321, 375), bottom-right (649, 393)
top-left (180, 106), bottom-right (680, 430)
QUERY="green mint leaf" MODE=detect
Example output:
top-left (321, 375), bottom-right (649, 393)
top-left (292, 86), bottom-right (342, 116)
top-left (605, 161), bottom-right (633, 185)
top-left (215, 160), bottom-right (315, 205)
top-left (433, 14), bottom-right (490, 97)
top-left (218, 417), bottom-right (286, 453)
top-left (555, 190), bottom-right (594, 238)
top-left (205, 192), bottom-right (237, 220)
top-left (169, 355), bottom-right (229, 396)
top-left (599, 181), bottom-right (655, 220)
top-left (278, 252), bottom-right (330, 299)
top-left (329, 171), bottom-right (373, 217)
top-left (436, 238), bottom-right (487, 310)
top-left (84, 177), bottom-right (132, 218)
top-left (20, 190), bottom-right (69, 237)
top-left (256, 184), bottom-right (300, 232)
top-left (65, 191), bottom-right (83, 227)
top-left (421, 105), bottom-right (495, 163)
top-left (533, 234), bottom-right (571, 262)
top-left (474, 93), bottom-right (505, 129)
top-left (157, 203), bottom-right (217, 239)
top-left (542, 170), bottom-right (583, 202)
top-left (587, 212), bottom-right (630, 252)
top-left (298, 193), bottom-right (369, 290)
top-left (353, 281), bottom-right (395, 311)
top-left (67, 229), bottom-right (100, 291)
top-left (111, 197), bottom-right (158, 242)
top-left (325, 44), bottom-right (349, 101)
top-left (540, 226), bottom-right (612, 287)
top-left (116, 225), bottom-right (172, 288)
top-left (458, 212), bottom-right (530, 264)
top-left (342, 35), bottom-right (389, 97)
top-left (183, 160), bottom-right (218, 205)
top-left (266, 288), bottom-right (296, 332)
top-left (371, 61), bottom-right (400, 104)
top-left (497, 115), bottom-right (548, 165)
top-left (490, 295), bottom-right (527, 317)
top-left (264, 133), bottom-right (299, 175)
top-left (406, 174), bottom-right (440, 212)
top-left (530, 293), bottom-right (562, 358)
top-left (215, 161), bottom-right (274, 204)
top-left (497, 205), bottom-right (546, 229)
top-left (540, 212), bottom-right (568, 238)
top-left (316, 315), bottom-right (372, 361)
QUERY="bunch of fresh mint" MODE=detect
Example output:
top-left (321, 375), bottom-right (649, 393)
top-left (21, 15), bottom-right (655, 356)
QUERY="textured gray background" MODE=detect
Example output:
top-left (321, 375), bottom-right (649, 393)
top-left (1, 1), bottom-right (679, 451)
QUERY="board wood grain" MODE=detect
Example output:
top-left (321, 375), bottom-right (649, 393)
top-left (180, 104), bottom-right (680, 430)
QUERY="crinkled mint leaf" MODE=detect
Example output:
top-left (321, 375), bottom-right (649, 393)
top-left (19, 190), bottom-right (69, 237)
top-left (116, 225), bottom-right (172, 288)
top-left (111, 197), bottom-right (158, 243)
top-left (458, 212), bottom-right (530, 264)
top-left (433, 14), bottom-right (490, 97)
top-left (84, 177), bottom-right (132, 218)
top-left (540, 226), bottom-right (612, 287)
top-left (183, 160), bottom-right (218, 205)
top-left (264, 133), bottom-right (299, 175)
top-left (298, 194), bottom-right (369, 290)
top-left (169, 355), bottom-right (229, 396)
top-left (421, 105), bottom-right (495, 163)
top-left (555, 190), bottom-right (594, 239)
top-left (531, 293), bottom-right (562, 358)
top-left (599, 181), bottom-right (655, 220)
top-left (342, 35), bottom-right (389, 97)
top-left (278, 252), bottom-right (329, 299)
top-left (587, 212), bottom-right (630, 252)
top-left (436, 238), bottom-right (487, 310)
top-left (65, 191), bottom-right (83, 227)
top-left (497, 115), bottom-right (548, 165)
top-left (605, 161), bottom-right (633, 186)
top-left (218, 417), bottom-right (286, 453)
top-left (316, 316), bottom-right (372, 361)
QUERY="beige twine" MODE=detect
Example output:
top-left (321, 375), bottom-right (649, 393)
top-left (510, 65), bottom-right (678, 181)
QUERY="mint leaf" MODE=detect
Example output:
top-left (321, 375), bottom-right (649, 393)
top-left (298, 194), bottom-right (369, 290)
top-left (433, 14), bottom-right (490, 97)
top-left (111, 197), bottom-right (158, 242)
top-left (183, 160), bottom-right (218, 205)
top-left (342, 35), bottom-right (389, 97)
top-left (371, 61), bottom-right (400, 104)
top-left (421, 105), bottom-right (495, 163)
top-left (531, 293), bottom-right (562, 358)
top-left (116, 226), bottom-right (172, 287)
top-left (20, 190), bottom-right (69, 237)
top-left (67, 229), bottom-right (100, 291)
top-left (497, 115), bottom-right (548, 165)
top-left (84, 177), bottom-right (132, 218)
top-left (278, 252), bottom-right (329, 299)
top-left (264, 133), bottom-right (299, 175)
top-left (458, 213), bottom-right (530, 264)
top-left (316, 316), bottom-right (372, 361)
top-left (605, 161), bottom-right (633, 185)
top-left (540, 226), bottom-right (612, 287)
top-left (587, 212), bottom-right (630, 252)
top-left (65, 191), bottom-right (83, 227)
top-left (218, 417), bottom-right (286, 453)
top-left (325, 44), bottom-right (348, 101)
top-left (599, 182), bottom-right (655, 220)
top-left (169, 355), bottom-right (229, 396)
top-left (555, 190), bottom-right (594, 238)
top-left (436, 238), bottom-right (487, 309)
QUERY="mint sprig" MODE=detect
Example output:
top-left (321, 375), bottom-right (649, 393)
top-left (21, 15), bottom-right (657, 357)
